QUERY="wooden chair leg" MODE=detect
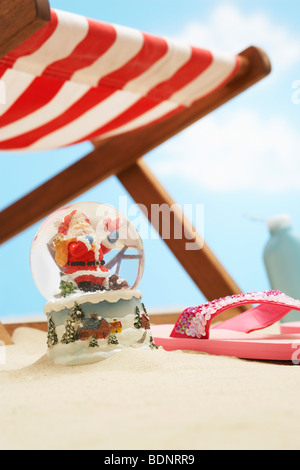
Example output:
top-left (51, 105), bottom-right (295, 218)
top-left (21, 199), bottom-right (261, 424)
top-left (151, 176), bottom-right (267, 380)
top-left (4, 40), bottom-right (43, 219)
top-left (0, 323), bottom-right (13, 345)
top-left (118, 159), bottom-right (246, 308)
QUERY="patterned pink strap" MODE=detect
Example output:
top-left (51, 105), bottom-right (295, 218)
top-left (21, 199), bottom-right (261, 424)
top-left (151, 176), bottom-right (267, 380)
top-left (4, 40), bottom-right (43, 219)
top-left (170, 291), bottom-right (300, 340)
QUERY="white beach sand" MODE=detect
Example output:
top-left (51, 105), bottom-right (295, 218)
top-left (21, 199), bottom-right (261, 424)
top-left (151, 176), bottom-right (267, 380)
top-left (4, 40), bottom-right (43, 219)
top-left (1, 326), bottom-right (300, 450)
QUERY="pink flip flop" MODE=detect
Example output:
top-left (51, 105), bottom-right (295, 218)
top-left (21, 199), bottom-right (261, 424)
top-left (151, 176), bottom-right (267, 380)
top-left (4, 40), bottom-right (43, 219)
top-left (152, 291), bottom-right (300, 361)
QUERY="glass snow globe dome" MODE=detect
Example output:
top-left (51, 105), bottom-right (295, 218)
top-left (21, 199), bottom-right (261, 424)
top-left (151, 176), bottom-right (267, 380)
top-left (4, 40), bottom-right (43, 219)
top-left (31, 202), bottom-right (144, 301)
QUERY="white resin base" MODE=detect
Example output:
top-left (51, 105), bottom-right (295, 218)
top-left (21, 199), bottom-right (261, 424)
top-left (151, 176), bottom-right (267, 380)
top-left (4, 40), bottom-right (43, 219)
top-left (45, 290), bottom-right (154, 365)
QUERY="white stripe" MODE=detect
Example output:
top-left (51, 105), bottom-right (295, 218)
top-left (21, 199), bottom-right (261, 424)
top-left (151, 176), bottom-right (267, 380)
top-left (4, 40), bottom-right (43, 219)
top-left (72, 23), bottom-right (144, 87)
top-left (67, 269), bottom-right (110, 280)
top-left (28, 90), bottom-right (141, 150)
top-left (0, 69), bottom-right (34, 116)
top-left (99, 100), bottom-right (180, 139)
top-left (13, 10), bottom-right (89, 76)
top-left (0, 80), bottom-right (90, 140)
top-left (171, 52), bottom-right (236, 106)
top-left (123, 39), bottom-right (192, 98)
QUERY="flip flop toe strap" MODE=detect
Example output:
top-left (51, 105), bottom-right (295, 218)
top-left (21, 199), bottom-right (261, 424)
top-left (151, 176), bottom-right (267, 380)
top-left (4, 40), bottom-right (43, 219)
top-left (170, 291), bottom-right (300, 340)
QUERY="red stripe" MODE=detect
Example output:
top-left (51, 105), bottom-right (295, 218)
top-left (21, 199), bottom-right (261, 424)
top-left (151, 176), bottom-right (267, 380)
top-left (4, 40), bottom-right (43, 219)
top-left (0, 10), bottom-right (58, 70)
top-left (0, 77), bottom-right (63, 127)
top-left (190, 56), bottom-right (240, 105)
top-left (0, 67), bottom-right (6, 79)
top-left (42, 18), bottom-right (117, 81)
top-left (0, 85), bottom-right (115, 149)
top-left (147, 47), bottom-right (213, 101)
top-left (73, 103), bottom-right (185, 146)
top-left (98, 32), bottom-right (168, 90)
top-left (70, 96), bottom-right (159, 143)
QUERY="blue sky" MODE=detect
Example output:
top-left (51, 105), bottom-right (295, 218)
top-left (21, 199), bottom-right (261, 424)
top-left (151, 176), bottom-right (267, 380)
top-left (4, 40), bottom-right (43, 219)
top-left (1, 1), bottom-right (300, 318)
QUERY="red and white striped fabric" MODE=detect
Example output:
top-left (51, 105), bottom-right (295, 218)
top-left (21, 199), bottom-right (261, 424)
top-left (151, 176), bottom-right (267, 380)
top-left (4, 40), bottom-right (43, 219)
top-left (0, 9), bottom-right (240, 152)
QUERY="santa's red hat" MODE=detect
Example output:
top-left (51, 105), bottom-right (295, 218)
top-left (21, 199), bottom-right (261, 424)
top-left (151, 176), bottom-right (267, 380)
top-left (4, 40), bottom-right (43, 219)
top-left (58, 210), bottom-right (90, 236)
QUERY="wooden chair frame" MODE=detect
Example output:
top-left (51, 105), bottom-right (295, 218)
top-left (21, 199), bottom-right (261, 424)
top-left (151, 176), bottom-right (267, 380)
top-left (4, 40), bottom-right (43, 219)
top-left (0, 0), bottom-right (271, 342)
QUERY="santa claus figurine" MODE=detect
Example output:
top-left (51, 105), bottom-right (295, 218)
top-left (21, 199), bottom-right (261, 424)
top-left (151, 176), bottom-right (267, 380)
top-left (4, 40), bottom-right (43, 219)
top-left (52, 210), bottom-right (127, 293)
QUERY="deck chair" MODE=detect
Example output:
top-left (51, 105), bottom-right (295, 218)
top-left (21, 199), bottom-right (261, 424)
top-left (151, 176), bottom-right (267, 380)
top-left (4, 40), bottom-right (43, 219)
top-left (0, 0), bottom-right (271, 343)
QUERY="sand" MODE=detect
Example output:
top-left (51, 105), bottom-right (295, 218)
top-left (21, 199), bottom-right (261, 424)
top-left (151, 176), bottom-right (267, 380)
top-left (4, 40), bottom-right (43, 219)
top-left (1, 326), bottom-right (300, 450)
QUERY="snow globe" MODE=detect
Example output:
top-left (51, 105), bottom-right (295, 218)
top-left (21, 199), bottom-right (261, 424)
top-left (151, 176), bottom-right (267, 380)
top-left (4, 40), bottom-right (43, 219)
top-left (31, 202), bottom-right (157, 365)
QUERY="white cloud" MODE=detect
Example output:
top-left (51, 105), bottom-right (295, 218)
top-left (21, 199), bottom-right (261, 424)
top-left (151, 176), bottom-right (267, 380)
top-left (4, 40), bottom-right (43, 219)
top-left (173, 4), bottom-right (300, 71)
top-left (148, 4), bottom-right (300, 193)
top-left (150, 110), bottom-right (300, 193)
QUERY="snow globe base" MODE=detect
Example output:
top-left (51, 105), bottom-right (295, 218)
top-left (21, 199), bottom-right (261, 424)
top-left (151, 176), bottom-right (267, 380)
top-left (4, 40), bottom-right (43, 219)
top-left (45, 289), bottom-right (157, 366)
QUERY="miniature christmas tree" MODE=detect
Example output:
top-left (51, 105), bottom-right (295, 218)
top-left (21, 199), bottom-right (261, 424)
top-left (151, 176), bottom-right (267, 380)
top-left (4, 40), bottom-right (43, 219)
top-left (134, 306), bottom-right (142, 329)
top-left (59, 279), bottom-right (77, 297)
top-left (149, 336), bottom-right (159, 350)
top-left (47, 316), bottom-right (58, 349)
top-left (142, 303), bottom-right (148, 315)
top-left (88, 337), bottom-right (99, 348)
top-left (61, 302), bottom-right (84, 344)
top-left (108, 333), bottom-right (119, 345)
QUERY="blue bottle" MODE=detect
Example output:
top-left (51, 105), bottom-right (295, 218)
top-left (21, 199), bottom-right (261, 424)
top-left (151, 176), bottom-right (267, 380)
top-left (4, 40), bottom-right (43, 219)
top-left (264, 214), bottom-right (300, 323)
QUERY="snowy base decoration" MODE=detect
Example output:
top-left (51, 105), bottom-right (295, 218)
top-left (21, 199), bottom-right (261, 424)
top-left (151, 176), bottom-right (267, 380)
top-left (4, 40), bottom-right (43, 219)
top-left (45, 289), bottom-right (157, 365)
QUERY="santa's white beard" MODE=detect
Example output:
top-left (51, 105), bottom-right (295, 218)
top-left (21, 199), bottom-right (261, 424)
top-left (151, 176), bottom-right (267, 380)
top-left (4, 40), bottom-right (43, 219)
top-left (69, 226), bottom-right (95, 237)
